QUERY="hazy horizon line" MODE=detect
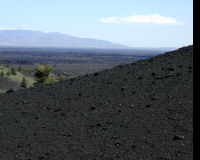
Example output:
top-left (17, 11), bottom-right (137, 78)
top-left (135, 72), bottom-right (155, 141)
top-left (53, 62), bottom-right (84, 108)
top-left (0, 29), bottom-right (191, 49)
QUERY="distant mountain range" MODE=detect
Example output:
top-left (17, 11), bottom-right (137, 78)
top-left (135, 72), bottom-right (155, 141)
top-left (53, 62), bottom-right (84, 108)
top-left (0, 30), bottom-right (129, 49)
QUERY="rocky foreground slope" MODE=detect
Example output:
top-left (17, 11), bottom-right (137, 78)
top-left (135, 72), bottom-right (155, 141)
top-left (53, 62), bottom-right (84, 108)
top-left (0, 46), bottom-right (193, 160)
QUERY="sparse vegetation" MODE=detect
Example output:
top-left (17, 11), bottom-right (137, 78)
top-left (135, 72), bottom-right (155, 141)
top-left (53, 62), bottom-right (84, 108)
top-left (0, 48), bottom-right (155, 78)
top-left (0, 48), bottom-right (157, 92)
top-left (59, 74), bottom-right (65, 81)
top-left (21, 77), bottom-right (28, 88)
top-left (1, 71), bottom-right (4, 77)
top-left (0, 65), bottom-right (35, 91)
top-left (11, 67), bottom-right (17, 75)
top-left (6, 70), bottom-right (11, 76)
top-left (18, 67), bottom-right (22, 71)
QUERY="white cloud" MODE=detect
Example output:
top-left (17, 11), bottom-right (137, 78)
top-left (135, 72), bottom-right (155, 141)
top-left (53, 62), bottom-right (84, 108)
top-left (100, 17), bottom-right (117, 23)
top-left (99, 14), bottom-right (184, 25)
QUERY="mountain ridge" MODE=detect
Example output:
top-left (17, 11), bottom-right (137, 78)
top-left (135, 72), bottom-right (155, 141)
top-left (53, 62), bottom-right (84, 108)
top-left (0, 30), bottom-right (129, 49)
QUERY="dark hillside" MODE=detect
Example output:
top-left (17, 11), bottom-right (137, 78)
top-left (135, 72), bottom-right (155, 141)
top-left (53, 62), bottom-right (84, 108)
top-left (0, 46), bottom-right (193, 159)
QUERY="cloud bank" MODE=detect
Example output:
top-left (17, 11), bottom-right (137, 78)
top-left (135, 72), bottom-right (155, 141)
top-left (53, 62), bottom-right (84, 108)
top-left (100, 14), bottom-right (183, 25)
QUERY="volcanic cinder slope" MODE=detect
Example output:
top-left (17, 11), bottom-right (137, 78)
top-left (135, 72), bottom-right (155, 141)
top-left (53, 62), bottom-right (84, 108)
top-left (0, 46), bottom-right (193, 159)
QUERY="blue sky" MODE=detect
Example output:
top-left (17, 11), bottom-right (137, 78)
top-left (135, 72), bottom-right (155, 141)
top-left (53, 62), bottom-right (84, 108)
top-left (0, 0), bottom-right (193, 47)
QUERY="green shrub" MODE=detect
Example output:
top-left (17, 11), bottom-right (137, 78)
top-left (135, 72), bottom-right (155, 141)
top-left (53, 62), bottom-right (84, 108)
top-left (11, 67), bottom-right (17, 75)
top-left (21, 77), bottom-right (28, 88)
top-left (34, 65), bottom-right (56, 84)
top-left (1, 71), bottom-right (4, 77)
top-left (6, 70), bottom-right (11, 76)
top-left (18, 67), bottom-right (22, 71)
top-left (59, 75), bottom-right (65, 81)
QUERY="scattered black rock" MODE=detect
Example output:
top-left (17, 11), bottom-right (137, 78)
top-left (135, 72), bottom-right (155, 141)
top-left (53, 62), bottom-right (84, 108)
top-left (90, 105), bottom-right (96, 110)
top-left (6, 88), bottom-right (14, 93)
top-left (22, 100), bottom-right (28, 104)
top-left (94, 72), bottom-right (99, 76)
top-left (131, 91), bottom-right (136, 94)
top-left (115, 142), bottom-right (121, 147)
top-left (155, 157), bottom-right (170, 160)
top-left (145, 105), bottom-right (151, 108)
top-left (151, 72), bottom-right (156, 76)
top-left (34, 114), bottom-right (39, 120)
top-left (164, 75), bottom-right (170, 79)
top-left (54, 108), bottom-right (62, 112)
top-left (178, 65), bottom-right (183, 68)
top-left (38, 156), bottom-right (44, 159)
top-left (67, 134), bottom-right (73, 137)
top-left (151, 97), bottom-right (157, 101)
top-left (188, 66), bottom-right (192, 69)
top-left (132, 145), bottom-right (136, 149)
top-left (80, 112), bottom-right (88, 117)
top-left (167, 67), bottom-right (175, 71)
top-left (102, 127), bottom-right (107, 130)
top-left (137, 76), bottom-right (143, 80)
top-left (174, 135), bottom-right (185, 141)
top-left (168, 95), bottom-right (174, 99)
top-left (96, 123), bottom-right (101, 127)
top-left (44, 106), bottom-right (51, 110)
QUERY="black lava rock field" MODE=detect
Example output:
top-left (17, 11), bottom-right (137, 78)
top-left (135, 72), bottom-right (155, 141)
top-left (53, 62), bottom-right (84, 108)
top-left (0, 46), bottom-right (193, 159)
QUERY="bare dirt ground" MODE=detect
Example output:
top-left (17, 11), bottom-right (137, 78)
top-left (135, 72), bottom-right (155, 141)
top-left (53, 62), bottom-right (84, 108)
top-left (0, 46), bottom-right (193, 160)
